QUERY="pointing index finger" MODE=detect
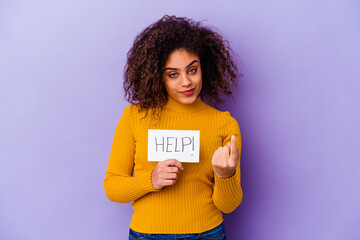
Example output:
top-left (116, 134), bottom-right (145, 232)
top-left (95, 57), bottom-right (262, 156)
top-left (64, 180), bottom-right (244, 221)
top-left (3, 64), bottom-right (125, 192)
top-left (231, 135), bottom-right (237, 156)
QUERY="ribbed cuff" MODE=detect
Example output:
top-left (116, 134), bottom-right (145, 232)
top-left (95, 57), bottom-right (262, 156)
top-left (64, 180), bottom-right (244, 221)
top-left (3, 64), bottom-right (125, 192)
top-left (214, 170), bottom-right (236, 180)
top-left (214, 170), bottom-right (240, 194)
top-left (138, 171), bottom-right (161, 193)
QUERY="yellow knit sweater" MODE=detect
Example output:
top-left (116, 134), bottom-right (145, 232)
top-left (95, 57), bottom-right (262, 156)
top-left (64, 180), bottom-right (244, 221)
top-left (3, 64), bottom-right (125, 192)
top-left (104, 97), bottom-right (243, 234)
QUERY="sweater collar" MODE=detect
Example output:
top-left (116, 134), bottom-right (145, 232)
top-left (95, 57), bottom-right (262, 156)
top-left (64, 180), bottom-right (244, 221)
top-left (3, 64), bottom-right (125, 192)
top-left (164, 96), bottom-right (206, 113)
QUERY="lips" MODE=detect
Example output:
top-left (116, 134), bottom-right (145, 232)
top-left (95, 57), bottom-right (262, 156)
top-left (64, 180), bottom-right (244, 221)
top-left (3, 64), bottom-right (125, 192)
top-left (180, 88), bottom-right (195, 96)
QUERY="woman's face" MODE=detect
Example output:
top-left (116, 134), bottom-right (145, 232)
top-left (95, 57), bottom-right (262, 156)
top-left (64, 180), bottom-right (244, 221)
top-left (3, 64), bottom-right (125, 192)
top-left (163, 49), bottom-right (202, 105)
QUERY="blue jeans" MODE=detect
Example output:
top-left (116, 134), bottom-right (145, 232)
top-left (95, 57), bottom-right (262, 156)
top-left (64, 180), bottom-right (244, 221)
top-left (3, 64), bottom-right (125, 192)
top-left (129, 222), bottom-right (226, 239)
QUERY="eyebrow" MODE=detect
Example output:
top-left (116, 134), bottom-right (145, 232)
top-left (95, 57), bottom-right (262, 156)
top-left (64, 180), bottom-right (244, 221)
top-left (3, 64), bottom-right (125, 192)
top-left (163, 60), bottom-right (198, 72)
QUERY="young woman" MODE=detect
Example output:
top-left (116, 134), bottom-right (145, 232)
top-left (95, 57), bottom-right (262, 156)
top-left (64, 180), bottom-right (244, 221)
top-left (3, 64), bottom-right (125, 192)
top-left (104, 15), bottom-right (243, 240)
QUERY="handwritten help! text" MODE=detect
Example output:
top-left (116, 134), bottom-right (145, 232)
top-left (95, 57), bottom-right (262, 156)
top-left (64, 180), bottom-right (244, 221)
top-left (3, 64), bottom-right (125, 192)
top-left (148, 130), bottom-right (200, 162)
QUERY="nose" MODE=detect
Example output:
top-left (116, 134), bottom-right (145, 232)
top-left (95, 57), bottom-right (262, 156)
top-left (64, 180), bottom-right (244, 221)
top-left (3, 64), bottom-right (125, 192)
top-left (181, 74), bottom-right (192, 87)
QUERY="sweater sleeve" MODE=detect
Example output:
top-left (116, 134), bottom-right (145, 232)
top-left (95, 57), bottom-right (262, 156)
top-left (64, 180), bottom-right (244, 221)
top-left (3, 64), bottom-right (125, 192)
top-left (212, 113), bottom-right (243, 213)
top-left (104, 106), bottom-right (159, 203)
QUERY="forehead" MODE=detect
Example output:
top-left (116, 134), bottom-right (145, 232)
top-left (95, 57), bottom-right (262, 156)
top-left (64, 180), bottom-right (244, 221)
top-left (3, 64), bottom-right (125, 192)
top-left (164, 49), bottom-right (200, 68)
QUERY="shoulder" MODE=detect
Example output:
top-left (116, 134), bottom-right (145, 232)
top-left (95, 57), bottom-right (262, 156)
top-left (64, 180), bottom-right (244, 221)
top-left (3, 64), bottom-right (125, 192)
top-left (122, 103), bottom-right (144, 116)
top-left (119, 104), bottom-right (140, 123)
top-left (203, 104), bottom-right (238, 124)
top-left (204, 105), bottom-right (240, 135)
top-left (221, 111), bottom-right (239, 126)
top-left (121, 104), bottom-right (134, 116)
top-left (121, 103), bottom-right (157, 125)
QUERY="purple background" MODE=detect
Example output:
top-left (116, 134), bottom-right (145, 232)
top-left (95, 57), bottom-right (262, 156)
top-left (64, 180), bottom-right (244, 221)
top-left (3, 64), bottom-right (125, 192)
top-left (1, 0), bottom-right (359, 239)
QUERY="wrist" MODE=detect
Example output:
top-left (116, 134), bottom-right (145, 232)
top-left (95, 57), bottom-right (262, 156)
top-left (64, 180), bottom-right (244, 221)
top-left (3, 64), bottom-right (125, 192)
top-left (151, 170), bottom-right (160, 190)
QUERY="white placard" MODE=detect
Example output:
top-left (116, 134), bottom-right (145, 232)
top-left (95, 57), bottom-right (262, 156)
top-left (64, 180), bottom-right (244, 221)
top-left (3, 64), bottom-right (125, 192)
top-left (148, 129), bottom-right (200, 162)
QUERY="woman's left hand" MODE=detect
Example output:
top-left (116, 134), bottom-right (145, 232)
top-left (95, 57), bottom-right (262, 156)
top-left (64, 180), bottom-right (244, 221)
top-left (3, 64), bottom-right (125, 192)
top-left (212, 135), bottom-right (239, 178)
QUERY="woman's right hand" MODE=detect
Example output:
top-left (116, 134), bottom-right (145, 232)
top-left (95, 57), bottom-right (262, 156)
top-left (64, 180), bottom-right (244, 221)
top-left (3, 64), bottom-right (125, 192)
top-left (151, 159), bottom-right (184, 190)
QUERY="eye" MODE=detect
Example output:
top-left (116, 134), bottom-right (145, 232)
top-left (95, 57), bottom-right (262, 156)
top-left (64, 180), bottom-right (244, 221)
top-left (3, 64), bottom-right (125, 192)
top-left (189, 68), bottom-right (197, 74)
top-left (169, 72), bottom-right (178, 78)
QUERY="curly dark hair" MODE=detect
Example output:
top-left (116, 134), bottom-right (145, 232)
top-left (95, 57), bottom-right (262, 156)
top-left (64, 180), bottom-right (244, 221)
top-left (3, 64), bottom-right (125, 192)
top-left (123, 15), bottom-right (240, 114)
